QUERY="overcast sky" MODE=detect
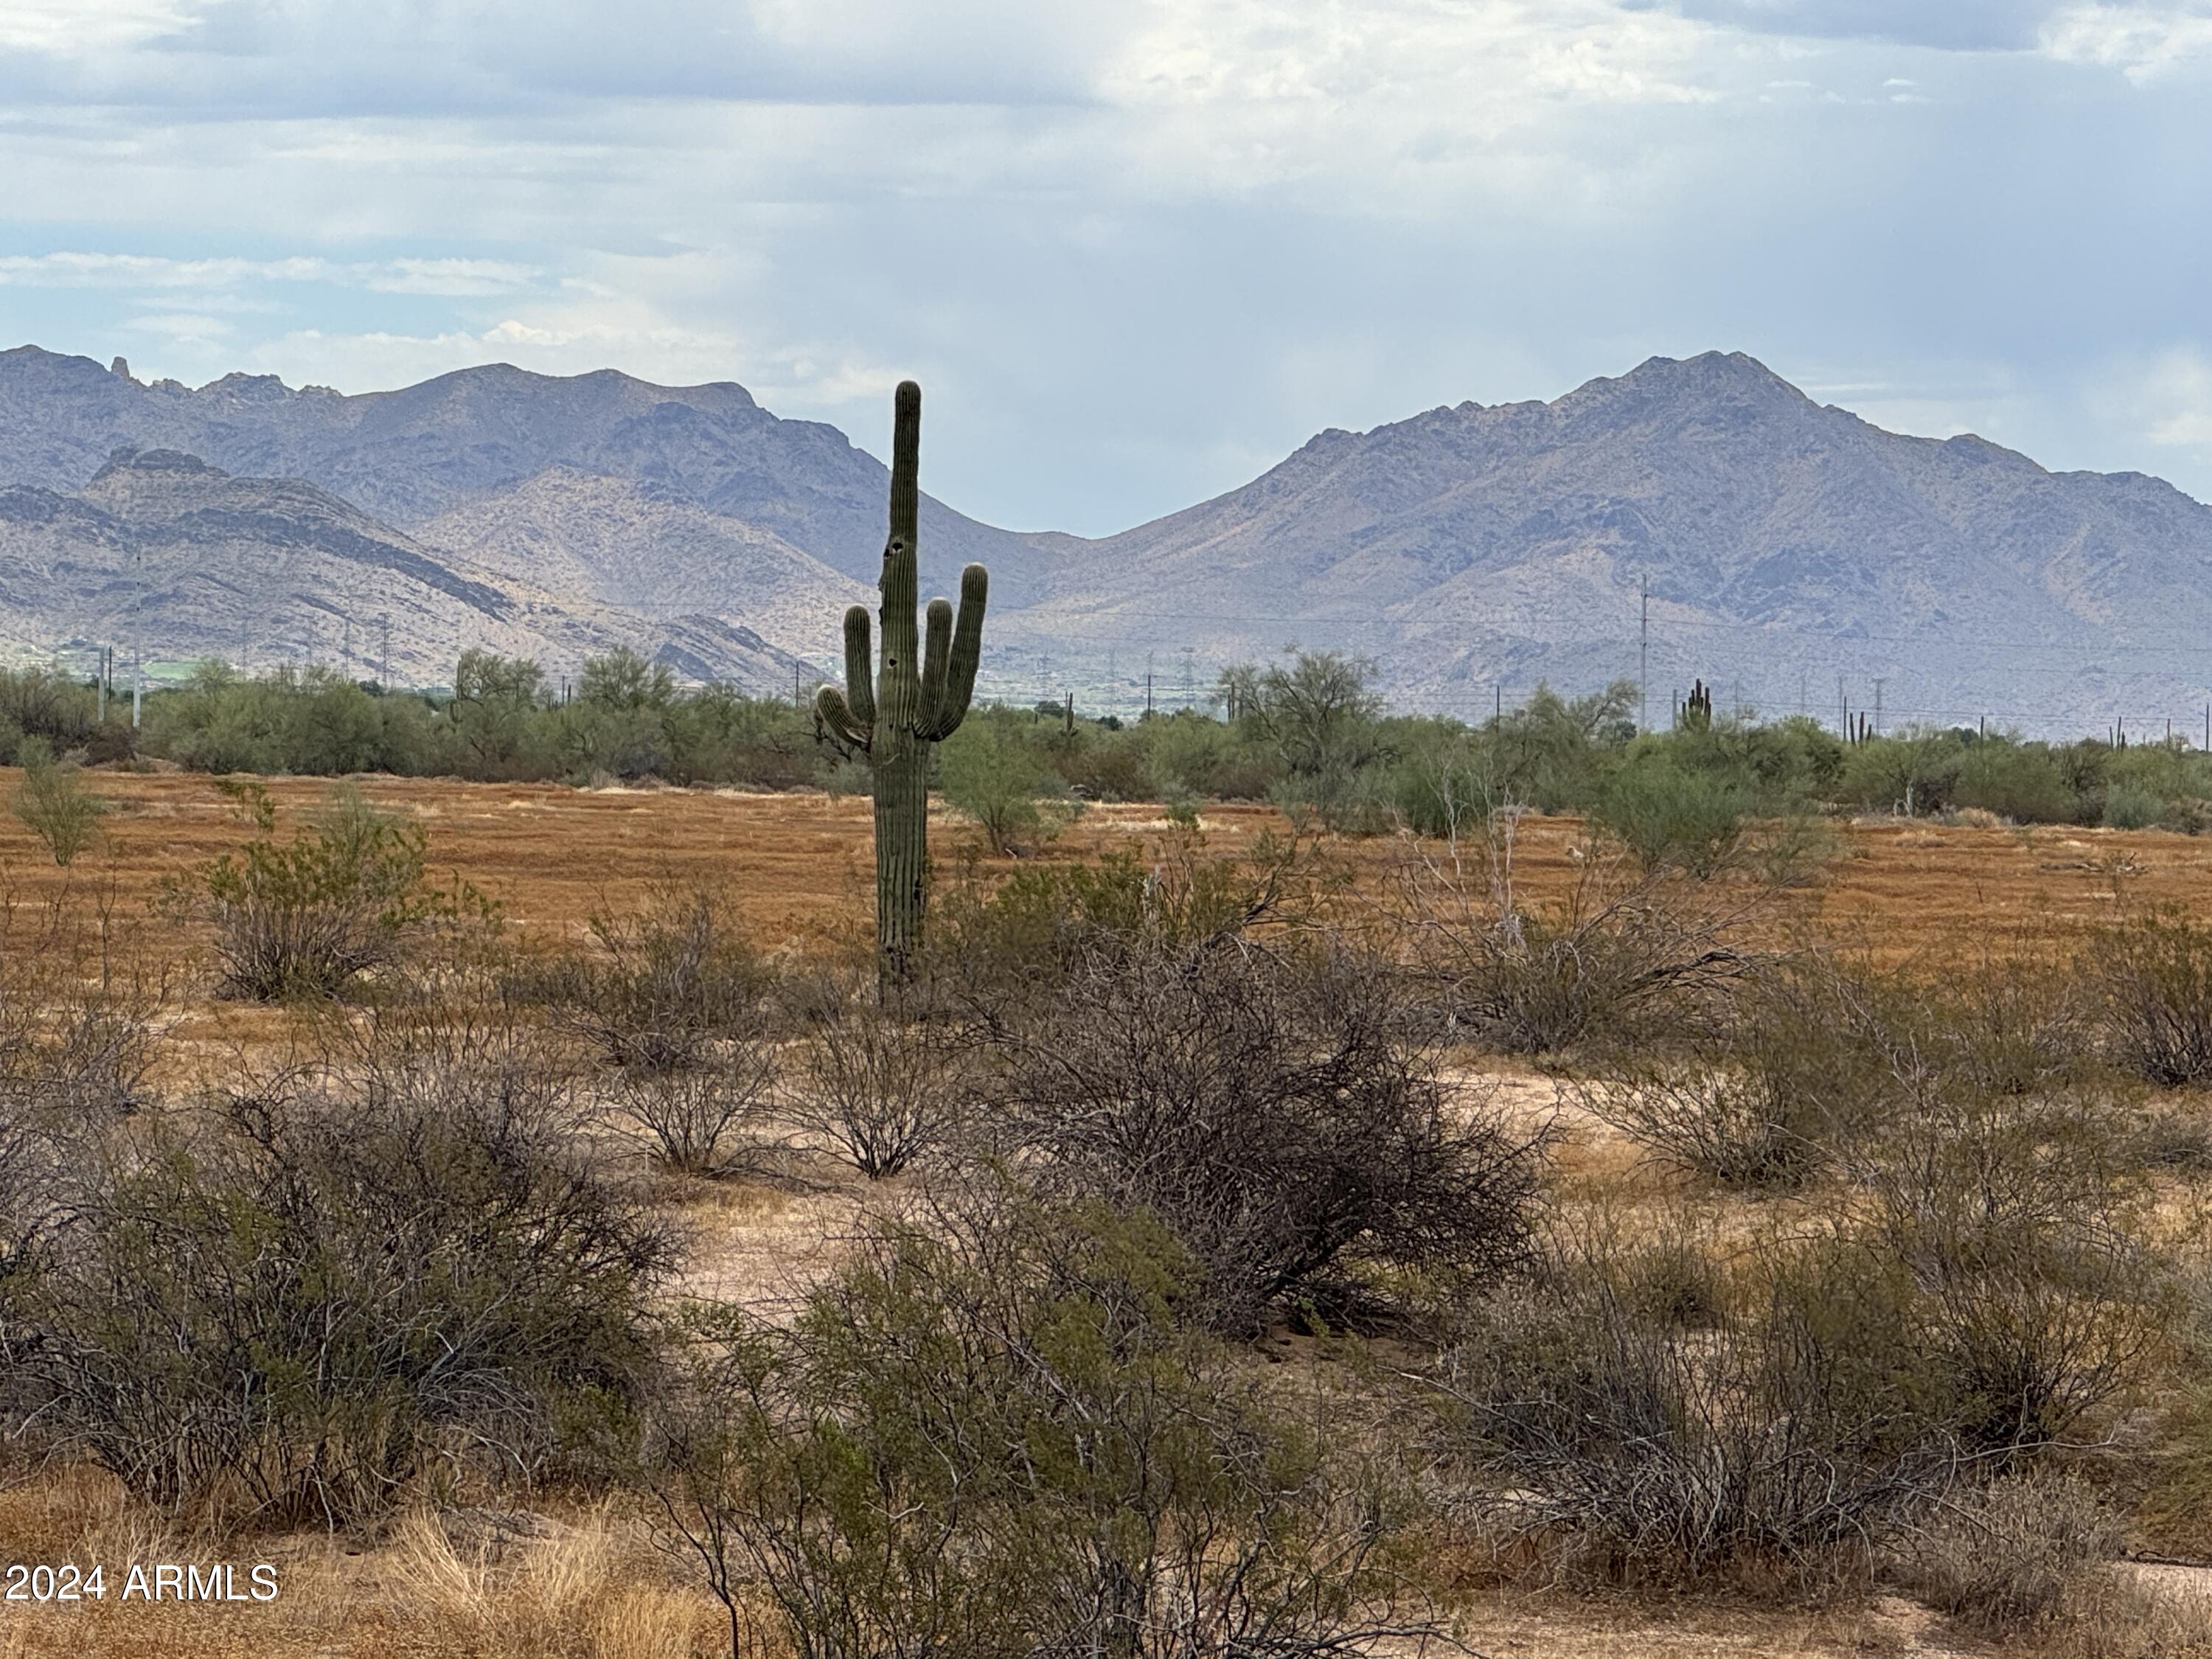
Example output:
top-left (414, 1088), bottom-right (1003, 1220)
top-left (1, 0), bottom-right (2208, 533)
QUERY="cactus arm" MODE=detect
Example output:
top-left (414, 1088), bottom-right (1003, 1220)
top-left (917, 597), bottom-right (953, 736)
top-left (877, 380), bottom-right (922, 732)
top-left (841, 605), bottom-right (876, 734)
top-left (921, 563), bottom-right (989, 740)
top-left (815, 684), bottom-right (870, 751)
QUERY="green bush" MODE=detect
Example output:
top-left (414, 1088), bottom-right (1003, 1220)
top-left (10, 737), bottom-right (108, 865)
top-left (173, 787), bottom-right (494, 1001)
top-left (2104, 784), bottom-right (2165, 831)
top-left (2101, 908), bottom-right (2212, 1085)
top-left (1590, 752), bottom-right (1751, 876)
top-left (1955, 740), bottom-right (2077, 824)
top-left (647, 1194), bottom-right (1433, 1657)
top-left (4, 1031), bottom-right (674, 1523)
top-left (936, 715), bottom-right (1076, 853)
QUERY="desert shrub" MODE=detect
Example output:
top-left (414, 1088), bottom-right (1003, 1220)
top-left (1585, 950), bottom-right (2098, 1189)
top-left (0, 667), bottom-right (95, 754)
top-left (1955, 741), bottom-right (2078, 824)
top-left (646, 1195), bottom-right (1436, 1658)
top-left (1842, 1088), bottom-right (2167, 1455)
top-left (1894, 1472), bottom-right (2124, 1634)
top-left (1440, 1095), bottom-right (2168, 1588)
top-left (519, 885), bottom-right (770, 1073)
top-left (1590, 751), bottom-right (1751, 877)
top-left (788, 994), bottom-right (970, 1178)
top-left (991, 944), bottom-right (1548, 1334)
top-left (10, 737), bottom-right (108, 865)
top-left (936, 716), bottom-right (1077, 853)
top-left (7, 1030), bottom-right (673, 1523)
top-left (1394, 841), bottom-right (1747, 1056)
top-left (610, 1054), bottom-right (779, 1177)
top-left (1579, 1061), bottom-right (1830, 1190)
top-left (0, 894), bottom-right (162, 1125)
top-left (929, 830), bottom-right (1308, 1005)
top-left (2101, 908), bottom-right (2212, 1085)
top-left (2104, 785), bottom-right (2164, 831)
top-left (170, 787), bottom-right (493, 1001)
top-left (1437, 1231), bottom-right (1961, 1583)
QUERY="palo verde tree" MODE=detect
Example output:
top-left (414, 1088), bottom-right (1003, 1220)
top-left (816, 380), bottom-right (989, 983)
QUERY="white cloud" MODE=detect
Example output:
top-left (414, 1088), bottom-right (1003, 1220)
top-left (0, 0), bottom-right (198, 52)
top-left (2041, 3), bottom-right (2212, 80)
top-left (0, 251), bottom-right (540, 296)
top-left (2114, 347), bottom-right (2212, 452)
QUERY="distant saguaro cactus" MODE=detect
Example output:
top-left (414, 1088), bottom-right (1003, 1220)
top-left (1680, 678), bottom-right (1714, 732)
top-left (816, 381), bottom-right (988, 984)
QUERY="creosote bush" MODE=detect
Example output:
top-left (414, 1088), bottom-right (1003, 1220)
top-left (1437, 1228), bottom-right (1964, 1585)
top-left (1393, 834), bottom-right (1748, 1057)
top-left (1438, 1076), bottom-right (2169, 1587)
top-left (610, 1054), bottom-right (779, 1178)
top-left (644, 1193), bottom-right (1440, 1659)
top-left (168, 785), bottom-right (495, 1001)
top-left (10, 737), bottom-right (108, 866)
top-left (992, 942), bottom-right (1549, 1334)
top-left (789, 990), bottom-right (970, 1178)
top-left (1, 1018), bottom-right (673, 1525)
top-left (517, 884), bottom-right (769, 1074)
top-left (2101, 906), bottom-right (2212, 1085)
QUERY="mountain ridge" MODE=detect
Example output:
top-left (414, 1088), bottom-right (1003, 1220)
top-left (5, 344), bottom-right (2211, 730)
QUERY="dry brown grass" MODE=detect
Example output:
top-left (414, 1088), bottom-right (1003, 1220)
top-left (7, 768), bottom-right (2209, 981)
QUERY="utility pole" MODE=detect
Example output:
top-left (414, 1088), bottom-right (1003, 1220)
top-left (131, 644), bottom-right (142, 729)
top-left (1798, 670), bottom-right (1807, 719)
top-left (1873, 677), bottom-right (1885, 737)
top-left (379, 613), bottom-right (392, 692)
top-left (1144, 671), bottom-right (1153, 717)
top-left (1837, 674), bottom-right (1846, 737)
top-left (1638, 580), bottom-right (1649, 735)
top-left (96, 647), bottom-right (106, 723)
top-left (1495, 683), bottom-right (1502, 724)
top-left (1180, 645), bottom-right (1196, 709)
top-left (343, 616), bottom-right (354, 678)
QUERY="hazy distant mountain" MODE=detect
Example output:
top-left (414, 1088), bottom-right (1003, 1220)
top-left (419, 467), bottom-right (872, 658)
top-left (0, 448), bottom-right (808, 692)
top-left (0, 346), bottom-right (1047, 602)
top-left (1004, 353), bottom-right (2212, 733)
top-left (7, 344), bottom-right (2212, 731)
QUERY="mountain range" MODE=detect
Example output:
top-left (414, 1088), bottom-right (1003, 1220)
top-left (2, 343), bottom-right (2208, 734)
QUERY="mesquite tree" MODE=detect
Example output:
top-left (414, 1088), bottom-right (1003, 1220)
top-left (817, 380), bottom-right (988, 983)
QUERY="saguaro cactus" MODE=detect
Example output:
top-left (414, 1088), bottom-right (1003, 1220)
top-left (816, 380), bottom-right (988, 983)
top-left (1680, 678), bottom-right (1714, 733)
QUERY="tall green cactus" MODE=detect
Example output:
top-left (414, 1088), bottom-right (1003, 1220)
top-left (816, 380), bottom-right (988, 983)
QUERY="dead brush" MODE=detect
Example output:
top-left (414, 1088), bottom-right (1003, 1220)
top-left (517, 883), bottom-right (773, 1074)
top-left (1386, 815), bottom-right (1751, 1057)
top-left (787, 984), bottom-right (974, 1178)
top-left (1891, 1472), bottom-right (2125, 1635)
top-left (2098, 906), bottom-right (2212, 1086)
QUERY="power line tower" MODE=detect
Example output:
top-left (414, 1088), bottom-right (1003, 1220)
top-left (1638, 580), bottom-right (1649, 735)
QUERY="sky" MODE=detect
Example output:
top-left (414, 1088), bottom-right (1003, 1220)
top-left (1, 0), bottom-right (2210, 535)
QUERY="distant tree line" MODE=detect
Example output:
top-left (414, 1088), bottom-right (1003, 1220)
top-left (6, 646), bottom-right (2212, 838)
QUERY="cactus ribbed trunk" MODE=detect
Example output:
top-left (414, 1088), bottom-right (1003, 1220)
top-left (814, 380), bottom-right (989, 990)
top-left (871, 737), bottom-right (929, 979)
